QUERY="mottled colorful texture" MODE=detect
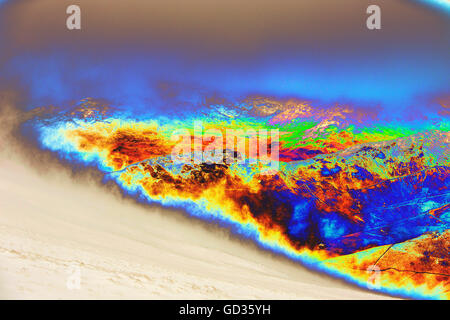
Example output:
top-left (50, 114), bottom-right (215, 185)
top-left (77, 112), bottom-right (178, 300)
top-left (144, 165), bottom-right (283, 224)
top-left (27, 97), bottom-right (450, 299)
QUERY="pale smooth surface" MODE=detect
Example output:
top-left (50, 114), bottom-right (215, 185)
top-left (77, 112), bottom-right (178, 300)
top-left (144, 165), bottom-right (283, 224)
top-left (0, 152), bottom-right (390, 299)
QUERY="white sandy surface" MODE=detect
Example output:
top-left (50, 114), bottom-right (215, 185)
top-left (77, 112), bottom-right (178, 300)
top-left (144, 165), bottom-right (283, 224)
top-left (0, 151), bottom-right (390, 299)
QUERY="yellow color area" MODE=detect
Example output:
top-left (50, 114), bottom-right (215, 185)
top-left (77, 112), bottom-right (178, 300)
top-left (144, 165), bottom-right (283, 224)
top-left (117, 161), bottom-right (333, 262)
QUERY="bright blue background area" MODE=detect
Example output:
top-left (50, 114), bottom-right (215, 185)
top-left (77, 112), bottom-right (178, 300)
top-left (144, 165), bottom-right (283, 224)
top-left (0, 0), bottom-right (448, 114)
